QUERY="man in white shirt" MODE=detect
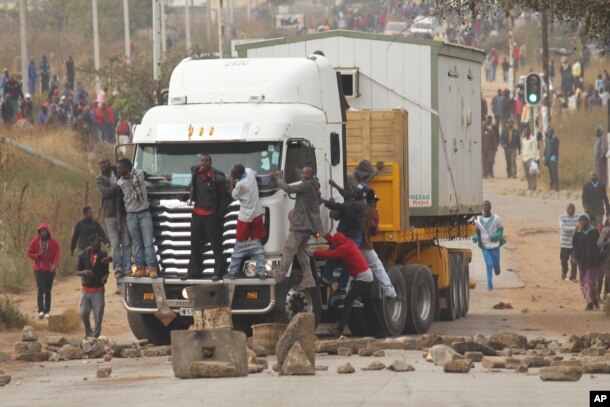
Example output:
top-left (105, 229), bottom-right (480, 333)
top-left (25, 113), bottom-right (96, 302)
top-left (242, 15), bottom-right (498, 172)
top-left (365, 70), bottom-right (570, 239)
top-left (521, 128), bottom-right (540, 191)
top-left (473, 201), bottom-right (506, 291)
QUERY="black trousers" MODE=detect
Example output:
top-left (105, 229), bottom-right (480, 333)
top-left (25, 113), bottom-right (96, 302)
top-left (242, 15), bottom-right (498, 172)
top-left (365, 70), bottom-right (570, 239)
top-left (34, 271), bottom-right (55, 313)
top-left (337, 279), bottom-right (388, 338)
top-left (188, 213), bottom-right (225, 278)
top-left (560, 248), bottom-right (577, 280)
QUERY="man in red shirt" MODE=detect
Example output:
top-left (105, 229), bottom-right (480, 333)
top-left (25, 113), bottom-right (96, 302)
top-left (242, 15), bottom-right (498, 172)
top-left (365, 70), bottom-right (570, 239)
top-left (27, 223), bottom-right (60, 319)
top-left (76, 235), bottom-right (110, 338)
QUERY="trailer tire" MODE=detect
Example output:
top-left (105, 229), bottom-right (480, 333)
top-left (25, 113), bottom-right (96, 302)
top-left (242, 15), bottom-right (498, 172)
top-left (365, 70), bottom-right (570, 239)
top-left (127, 311), bottom-right (187, 345)
top-left (401, 265), bottom-right (436, 334)
top-left (380, 266), bottom-right (408, 337)
top-left (460, 254), bottom-right (470, 317)
top-left (273, 270), bottom-right (322, 327)
top-left (440, 255), bottom-right (460, 321)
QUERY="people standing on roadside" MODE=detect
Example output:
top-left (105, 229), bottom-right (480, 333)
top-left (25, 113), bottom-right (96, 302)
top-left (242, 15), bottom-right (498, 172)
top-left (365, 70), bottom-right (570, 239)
top-left (501, 118), bottom-right (520, 179)
top-left (76, 235), bottom-right (109, 338)
top-left (500, 89), bottom-right (513, 133)
top-left (271, 167), bottom-right (322, 291)
top-left (502, 58), bottom-right (509, 83)
top-left (543, 128), bottom-right (560, 191)
top-left (491, 89), bottom-right (503, 128)
top-left (27, 223), bottom-right (60, 319)
top-left (27, 60), bottom-right (37, 96)
top-left (183, 154), bottom-right (230, 281)
top-left (227, 164), bottom-right (267, 279)
top-left (96, 158), bottom-right (131, 294)
top-left (70, 206), bottom-right (109, 257)
top-left (115, 113), bottom-right (132, 158)
top-left (482, 116), bottom-right (499, 178)
top-left (117, 158), bottom-right (166, 279)
top-left (597, 219), bottom-right (610, 301)
top-left (473, 200), bottom-right (506, 291)
top-left (5, 75), bottom-right (24, 122)
top-left (594, 125), bottom-right (608, 186)
top-left (40, 56), bottom-right (50, 94)
top-left (521, 128), bottom-right (540, 190)
top-left (66, 56), bottom-right (75, 90)
top-left (572, 214), bottom-right (601, 310)
top-left (559, 203), bottom-right (580, 282)
top-left (581, 171), bottom-right (610, 229)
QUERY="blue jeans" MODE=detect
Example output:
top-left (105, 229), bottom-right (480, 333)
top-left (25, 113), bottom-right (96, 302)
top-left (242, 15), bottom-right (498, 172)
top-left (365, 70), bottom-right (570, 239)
top-left (126, 211), bottom-right (156, 268)
top-left (322, 235), bottom-right (362, 290)
top-left (228, 239), bottom-right (266, 276)
top-left (105, 217), bottom-right (132, 288)
top-left (481, 247), bottom-right (501, 290)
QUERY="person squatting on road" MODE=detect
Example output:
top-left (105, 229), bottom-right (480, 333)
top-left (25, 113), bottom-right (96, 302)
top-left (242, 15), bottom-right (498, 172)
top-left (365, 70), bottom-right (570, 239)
top-left (572, 214), bottom-right (602, 311)
top-left (184, 154), bottom-right (230, 281)
top-left (227, 164), bottom-right (267, 279)
top-left (76, 235), bottom-right (110, 338)
top-left (473, 200), bottom-right (506, 291)
top-left (559, 203), bottom-right (580, 282)
top-left (117, 158), bottom-right (167, 279)
top-left (581, 171), bottom-right (610, 229)
top-left (272, 167), bottom-right (322, 291)
top-left (96, 158), bottom-right (131, 294)
top-left (596, 219), bottom-right (610, 301)
top-left (69, 206), bottom-right (109, 256)
top-left (27, 223), bottom-right (60, 319)
top-left (315, 232), bottom-right (388, 339)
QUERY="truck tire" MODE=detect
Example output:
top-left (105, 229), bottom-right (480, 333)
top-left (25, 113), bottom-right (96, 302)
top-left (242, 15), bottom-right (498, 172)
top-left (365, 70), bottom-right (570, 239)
top-left (381, 266), bottom-right (408, 336)
top-left (440, 255), bottom-right (460, 321)
top-left (127, 311), bottom-right (187, 345)
top-left (460, 254), bottom-right (470, 316)
top-left (273, 271), bottom-right (322, 327)
top-left (401, 265), bottom-right (436, 334)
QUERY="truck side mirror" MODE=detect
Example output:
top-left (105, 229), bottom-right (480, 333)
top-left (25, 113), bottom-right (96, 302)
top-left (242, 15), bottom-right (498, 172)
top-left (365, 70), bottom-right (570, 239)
top-left (330, 132), bottom-right (340, 166)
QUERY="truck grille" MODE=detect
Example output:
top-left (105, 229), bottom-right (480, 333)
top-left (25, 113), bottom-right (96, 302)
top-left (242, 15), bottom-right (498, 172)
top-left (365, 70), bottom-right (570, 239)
top-left (150, 199), bottom-right (239, 277)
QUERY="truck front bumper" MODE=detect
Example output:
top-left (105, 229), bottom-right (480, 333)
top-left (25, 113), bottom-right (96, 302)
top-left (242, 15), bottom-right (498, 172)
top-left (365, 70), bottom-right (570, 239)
top-left (121, 277), bottom-right (276, 315)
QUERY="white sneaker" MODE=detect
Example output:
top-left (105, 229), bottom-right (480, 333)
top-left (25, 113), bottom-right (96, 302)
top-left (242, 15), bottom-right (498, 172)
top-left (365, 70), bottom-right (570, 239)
top-left (38, 312), bottom-right (44, 320)
top-left (44, 313), bottom-right (50, 319)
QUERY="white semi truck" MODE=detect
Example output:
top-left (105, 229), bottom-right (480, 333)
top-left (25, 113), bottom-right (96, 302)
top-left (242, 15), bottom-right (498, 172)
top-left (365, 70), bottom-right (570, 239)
top-left (122, 55), bottom-right (480, 344)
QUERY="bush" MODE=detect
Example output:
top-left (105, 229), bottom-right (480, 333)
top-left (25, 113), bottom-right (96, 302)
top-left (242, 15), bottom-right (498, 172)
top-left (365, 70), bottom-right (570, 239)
top-left (0, 296), bottom-right (29, 331)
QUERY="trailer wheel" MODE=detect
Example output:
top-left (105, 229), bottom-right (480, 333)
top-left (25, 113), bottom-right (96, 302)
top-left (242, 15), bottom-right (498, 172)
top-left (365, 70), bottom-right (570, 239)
top-left (440, 255), bottom-right (460, 321)
top-left (127, 311), bottom-right (188, 345)
top-left (401, 265), bottom-right (436, 334)
top-left (380, 266), bottom-right (408, 337)
top-left (273, 269), bottom-right (322, 327)
top-left (460, 254), bottom-right (470, 316)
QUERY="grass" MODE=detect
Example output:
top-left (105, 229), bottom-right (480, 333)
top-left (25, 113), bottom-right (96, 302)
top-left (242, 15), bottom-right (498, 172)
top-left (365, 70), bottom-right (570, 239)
top-left (0, 127), bottom-right (102, 293)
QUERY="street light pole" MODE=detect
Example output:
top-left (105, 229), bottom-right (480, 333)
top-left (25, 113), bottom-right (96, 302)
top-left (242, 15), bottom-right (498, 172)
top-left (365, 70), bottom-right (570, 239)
top-left (19, 0), bottom-right (28, 94)
top-left (152, 0), bottom-right (162, 102)
top-left (123, 0), bottom-right (131, 59)
top-left (92, 0), bottom-right (101, 92)
top-left (185, 0), bottom-right (191, 52)
top-left (160, 0), bottom-right (167, 55)
top-left (218, 0), bottom-right (224, 58)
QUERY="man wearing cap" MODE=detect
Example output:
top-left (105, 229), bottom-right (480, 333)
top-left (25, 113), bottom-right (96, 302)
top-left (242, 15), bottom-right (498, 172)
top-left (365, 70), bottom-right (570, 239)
top-left (21, 93), bottom-right (33, 123)
top-left (500, 118), bottom-right (520, 178)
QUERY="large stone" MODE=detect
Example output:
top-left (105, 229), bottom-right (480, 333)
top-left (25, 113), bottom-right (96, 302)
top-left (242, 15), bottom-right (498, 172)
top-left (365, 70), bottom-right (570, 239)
top-left (21, 326), bottom-right (38, 342)
top-left (428, 344), bottom-right (463, 366)
top-left (474, 333), bottom-right (489, 346)
top-left (48, 352), bottom-right (60, 362)
top-left (47, 315), bottom-right (66, 333)
top-left (443, 359), bottom-right (473, 373)
top-left (15, 341), bottom-right (42, 354)
top-left (337, 347), bottom-right (353, 357)
top-left (190, 361), bottom-right (238, 378)
top-left (111, 342), bottom-right (135, 357)
top-left (45, 336), bottom-right (69, 347)
top-left (282, 342), bottom-right (315, 376)
top-left (372, 350), bottom-right (385, 357)
top-left (481, 356), bottom-right (506, 369)
top-left (83, 340), bottom-right (107, 359)
top-left (140, 346), bottom-right (172, 358)
top-left (362, 361), bottom-right (386, 371)
top-left (337, 362), bottom-right (355, 374)
top-left (523, 356), bottom-right (551, 368)
top-left (15, 352), bottom-right (49, 362)
top-left (552, 360), bottom-right (582, 368)
top-left (276, 313), bottom-right (315, 375)
top-left (540, 366), bottom-right (583, 382)
top-left (58, 345), bottom-right (86, 360)
top-left (171, 328), bottom-right (248, 379)
top-left (420, 334), bottom-right (443, 349)
top-left (451, 341), bottom-right (497, 356)
top-left (121, 348), bottom-right (140, 358)
top-left (0, 375), bottom-right (11, 386)
top-left (583, 363), bottom-right (610, 374)
top-left (441, 336), bottom-right (470, 346)
top-left (581, 347), bottom-right (606, 357)
top-left (464, 352), bottom-right (484, 363)
top-left (388, 360), bottom-right (415, 372)
top-left (248, 364), bottom-right (265, 374)
top-left (488, 332), bottom-right (527, 350)
top-left (358, 347), bottom-right (375, 357)
top-left (505, 357), bottom-right (525, 370)
top-left (96, 367), bottom-right (112, 378)
top-left (371, 336), bottom-right (421, 351)
top-left (560, 336), bottom-right (584, 353)
top-left (316, 338), bottom-right (375, 354)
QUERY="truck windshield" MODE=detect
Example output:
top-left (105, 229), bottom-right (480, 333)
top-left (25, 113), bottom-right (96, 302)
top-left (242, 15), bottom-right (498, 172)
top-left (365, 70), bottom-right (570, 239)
top-left (134, 142), bottom-right (281, 191)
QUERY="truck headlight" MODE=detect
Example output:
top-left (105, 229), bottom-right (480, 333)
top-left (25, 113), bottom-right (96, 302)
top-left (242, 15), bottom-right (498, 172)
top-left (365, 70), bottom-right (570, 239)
top-left (242, 259), bottom-right (281, 278)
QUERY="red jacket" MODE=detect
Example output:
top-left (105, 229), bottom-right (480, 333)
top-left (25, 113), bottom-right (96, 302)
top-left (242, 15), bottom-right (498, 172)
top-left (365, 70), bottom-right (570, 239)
top-left (314, 232), bottom-right (369, 278)
top-left (27, 223), bottom-right (60, 272)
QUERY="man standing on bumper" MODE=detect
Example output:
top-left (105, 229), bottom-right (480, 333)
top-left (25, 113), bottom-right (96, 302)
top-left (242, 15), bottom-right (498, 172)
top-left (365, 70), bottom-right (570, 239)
top-left (184, 154), bottom-right (230, 281)
top-left (271, 167), bottom-right (322, 291)
top-left (228, 164), bottom-right (267, 279)
top-left (96, 157), bottom-right (131, 294)
top-left (76, 235), bottom-right (110, 338)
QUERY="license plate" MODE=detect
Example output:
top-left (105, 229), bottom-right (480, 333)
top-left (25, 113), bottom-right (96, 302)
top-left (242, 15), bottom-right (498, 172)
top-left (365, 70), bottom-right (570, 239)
top-left (179, 307), bottom-right (192, 316)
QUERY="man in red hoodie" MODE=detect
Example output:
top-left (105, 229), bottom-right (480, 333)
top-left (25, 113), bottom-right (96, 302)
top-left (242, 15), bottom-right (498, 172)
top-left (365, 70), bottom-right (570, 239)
top-left (314, 232), bottom-right (387, 338)
top-left (27, 223), bottom-right (60, 319)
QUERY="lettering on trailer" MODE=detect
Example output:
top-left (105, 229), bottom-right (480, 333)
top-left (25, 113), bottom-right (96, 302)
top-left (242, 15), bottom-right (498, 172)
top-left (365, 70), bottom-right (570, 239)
top-left (591, 391), bottom-right (610, 406)
top-left (409, 193), bottom-right (432, 207)
top-left (156, 123), bottom-right (251, 141)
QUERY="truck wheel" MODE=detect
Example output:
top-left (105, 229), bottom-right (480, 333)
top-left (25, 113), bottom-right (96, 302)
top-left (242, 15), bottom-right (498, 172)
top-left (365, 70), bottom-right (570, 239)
top-left (401, 265), bottom-right (436, 334)
top-left (127, 311), bottom-right (187, 345)
top-left (381, 266), bottom-right (408, 336)
top-left (440, 255), bottom-right (460, 321)
top-left (460, 254), bottom-right (470, 316)
top-left (273, 272), bottom-right (322, 327)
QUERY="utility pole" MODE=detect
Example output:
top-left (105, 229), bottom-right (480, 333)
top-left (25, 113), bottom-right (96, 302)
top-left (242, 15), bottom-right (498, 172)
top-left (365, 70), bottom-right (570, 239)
top-left (19, 0), bottom-right (28, 94)
top-left (92, 0), bottom-right (101, 92)
top-left (228, 0), bottom-right (234, 41)
top-left (508, 15), bottom-right (514, 98)
top-left (247, 0), bottom-right (252, 21)
top-left (185, 0), bottom-right (191, 52)
top-left (217, 0), bottom-right (224, 58)
top-left (152, 0), bottom-right (162, 103)
top-left (160, 0), bottom-right (167, 55)
top-left (123, 0), bottom-right (131, 59)
top-left (541, 11), bottom-right (550, 131)
top-left (206, 0), bottom-right (212, 46)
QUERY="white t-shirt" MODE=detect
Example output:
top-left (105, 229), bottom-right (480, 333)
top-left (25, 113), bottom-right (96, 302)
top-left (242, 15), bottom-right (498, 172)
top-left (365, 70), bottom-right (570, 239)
top-left (232, 168), bottom-right (264, 222)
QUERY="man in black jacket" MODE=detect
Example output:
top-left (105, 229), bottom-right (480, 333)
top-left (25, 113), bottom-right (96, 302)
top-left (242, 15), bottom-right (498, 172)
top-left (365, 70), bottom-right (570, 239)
top-left (184, 154), bottom-right (230, 281)
top-left (500, 118), bottom-right (520, 179)
top-left (76, 235), bottom-right (110, 338)
top-left (543, 128), bottom-right (560, 191)
top-left (70, 206), bottom-right (109, 256)
top-left (582, 171), bottom-right (610, 228)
